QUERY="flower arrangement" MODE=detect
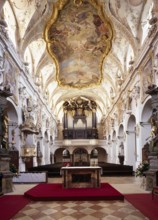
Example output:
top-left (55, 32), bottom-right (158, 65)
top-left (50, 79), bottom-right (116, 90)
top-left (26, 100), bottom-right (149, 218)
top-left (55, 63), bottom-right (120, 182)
top-left (135, 160), bottom-right (150, 177)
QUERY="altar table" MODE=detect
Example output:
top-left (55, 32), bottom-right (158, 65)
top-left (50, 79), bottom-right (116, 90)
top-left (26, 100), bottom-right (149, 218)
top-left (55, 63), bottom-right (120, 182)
top-left (61, 166), bottom-right (101, 188)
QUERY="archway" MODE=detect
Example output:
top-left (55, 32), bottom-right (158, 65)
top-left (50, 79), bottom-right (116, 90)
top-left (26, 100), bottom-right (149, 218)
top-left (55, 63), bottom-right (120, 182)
top-left (107, 134), bottom-right (111, 162)
top-left (118, 124), bottom-right (125, 164)
top-left (95, 147), bottom-right (107, 164)
top-left (126, 115), bottom-right (136, 169)
top-left (141, 99), bottom-right (152, 143)
top-left (112, 130), bottom-right (117, 163)
top-left (54, 148), bottom-right (65, 164)
top-left (44, 131), bottom-right (50, 164)
top-left (140, 98), bottom-right (152, 161)
top-left (62, 149), bottom-right (71, 166)
top-left (73, 148), bottom-right (89, 166)
top-left (118, 124), bottom-right (124, 139)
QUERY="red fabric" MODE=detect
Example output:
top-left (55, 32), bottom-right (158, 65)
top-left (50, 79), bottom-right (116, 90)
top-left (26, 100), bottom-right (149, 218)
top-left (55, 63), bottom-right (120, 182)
top-left (125, 194), bottom-right (158, 220)
top-left (0, 195), bottom-right (31, 220)
top-left (24, 183), bottom-right (124, 201)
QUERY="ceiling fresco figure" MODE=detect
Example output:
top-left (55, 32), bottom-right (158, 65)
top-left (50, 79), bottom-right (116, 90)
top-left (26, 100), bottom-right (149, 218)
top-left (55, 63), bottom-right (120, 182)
top-left (44, 0), bottom-right (113, 89)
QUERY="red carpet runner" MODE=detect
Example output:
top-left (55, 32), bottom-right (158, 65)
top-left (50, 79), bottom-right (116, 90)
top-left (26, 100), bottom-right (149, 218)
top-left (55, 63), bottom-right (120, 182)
top-left (125, 194), bottom-right (158, 220)
top-left (24, 183), bottom-right (124, 201)
top-left (0, 195), bottom-right (31, 220)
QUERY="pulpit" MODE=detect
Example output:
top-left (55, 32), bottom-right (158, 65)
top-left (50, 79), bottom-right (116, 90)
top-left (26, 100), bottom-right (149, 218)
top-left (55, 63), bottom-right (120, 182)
top-left (61, 166), bottom-right (101, 188)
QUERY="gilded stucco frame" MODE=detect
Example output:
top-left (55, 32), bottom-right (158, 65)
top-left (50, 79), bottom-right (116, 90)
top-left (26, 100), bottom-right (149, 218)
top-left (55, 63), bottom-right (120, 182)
top-left (44, 0), bottom-right (113, 89)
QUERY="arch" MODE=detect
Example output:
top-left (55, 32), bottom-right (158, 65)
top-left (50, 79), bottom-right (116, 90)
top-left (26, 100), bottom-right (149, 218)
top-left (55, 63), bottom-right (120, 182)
top-left (126, 114), bottom-right (136, 169)
top-left (63, 149), bottom-right (70, 157)
top-left (141, 98), bottom-right (152, 122)
top-left (73, 147), bottom-right (88, 155)
top-left (108, 134), bottom-right (111, 144)
top-left (118, 124), bottom-right (124, 138)
top-left (43, 131), bottom-right (50, 164)
top-left (90, 148), bottom-right (98, 166)
top-left (73, 148), bottom-right (89, 166)
top-left (90, 148), bottom-right (98, 158)
top-left (140, 98), bottom-right (152, 162)
top-left (54, 147), bottom-right (65, 164)
top-left (95, 147), bottom-right (107, 163)
top-left (141, 98), bottom-right (152, 145)
top-left (127, 114), bottom-right (136, 131)
top-left (50, 135), bottom-right (53, 145)
top-left (62, 149), bottom-right (71, 166)
top-left (112, 130), bottom-right (116, 141)
top-left (118, 142), bottom-right (124, 157)
top-left (44, 131), bottom-right (49, 141)
top-left (111, 130), bottom-right (117, 163)
top-left (117, 124), bottom-right (125, 163)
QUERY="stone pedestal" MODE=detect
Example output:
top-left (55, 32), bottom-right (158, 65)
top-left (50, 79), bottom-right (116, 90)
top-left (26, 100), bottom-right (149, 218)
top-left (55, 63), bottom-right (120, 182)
top-left (0, 153), bottom-right (13, 194)
top-left (145, 155), bottom-right (158, 191)
top-left (145, 85), bottom-right (158, 191)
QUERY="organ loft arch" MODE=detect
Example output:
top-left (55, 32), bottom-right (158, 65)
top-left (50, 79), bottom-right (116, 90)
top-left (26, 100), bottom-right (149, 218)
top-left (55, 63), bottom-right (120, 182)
top-left (73, 148), bottom-right (89, 166)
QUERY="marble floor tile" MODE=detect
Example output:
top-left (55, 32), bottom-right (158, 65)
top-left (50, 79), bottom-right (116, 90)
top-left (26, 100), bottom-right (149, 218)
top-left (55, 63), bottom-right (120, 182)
top-left (10, 176), bottom-right (150, 220)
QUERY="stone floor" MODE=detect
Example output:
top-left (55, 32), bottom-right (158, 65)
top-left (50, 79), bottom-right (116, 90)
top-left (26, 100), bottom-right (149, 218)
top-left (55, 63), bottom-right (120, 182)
top-left (9, 176), bottom-right (151, 220)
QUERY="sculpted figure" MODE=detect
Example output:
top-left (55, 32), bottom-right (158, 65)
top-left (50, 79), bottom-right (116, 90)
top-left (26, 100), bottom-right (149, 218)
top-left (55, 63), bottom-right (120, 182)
top-left (149, 112), bottom-right (158, 152)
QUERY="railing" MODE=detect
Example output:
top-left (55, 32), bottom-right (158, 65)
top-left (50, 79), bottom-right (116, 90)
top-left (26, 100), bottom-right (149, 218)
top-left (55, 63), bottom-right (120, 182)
top-left (54, 139), bottom-right (107, 147)
top-left (63, 128), bottom-right (98, 139)
top-left (13, 171), bottom-right (48, 183)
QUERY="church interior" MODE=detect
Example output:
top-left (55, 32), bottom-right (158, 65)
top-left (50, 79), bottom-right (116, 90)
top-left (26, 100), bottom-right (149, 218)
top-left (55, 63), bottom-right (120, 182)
top-left (0, 0), bottom-right (158, 219)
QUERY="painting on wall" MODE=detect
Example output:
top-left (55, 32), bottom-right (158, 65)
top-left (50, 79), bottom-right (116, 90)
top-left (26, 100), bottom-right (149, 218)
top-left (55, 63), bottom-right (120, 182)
top-left (44, 0), bottom-right (113, 89)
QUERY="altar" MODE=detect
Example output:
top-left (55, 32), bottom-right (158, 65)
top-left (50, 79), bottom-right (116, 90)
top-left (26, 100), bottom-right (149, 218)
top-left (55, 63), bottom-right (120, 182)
top-left (61, 166), bottom-right (101, 188)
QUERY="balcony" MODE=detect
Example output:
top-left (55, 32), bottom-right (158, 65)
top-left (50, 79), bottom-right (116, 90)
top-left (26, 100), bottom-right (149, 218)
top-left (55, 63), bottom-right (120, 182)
top-left (63, 128), bottom-right (98, 139)
top-left (54, 139), bottom-right (107, 147)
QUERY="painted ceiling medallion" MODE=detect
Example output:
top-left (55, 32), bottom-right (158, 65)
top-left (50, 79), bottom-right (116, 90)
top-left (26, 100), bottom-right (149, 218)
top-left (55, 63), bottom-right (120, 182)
top-left (44, 0), bottom-right (113, 89)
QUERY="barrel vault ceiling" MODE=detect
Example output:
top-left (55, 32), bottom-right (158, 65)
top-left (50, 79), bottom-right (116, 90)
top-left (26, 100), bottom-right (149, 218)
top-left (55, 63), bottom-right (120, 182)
top-left (3, 0), bottom-right (154, 121)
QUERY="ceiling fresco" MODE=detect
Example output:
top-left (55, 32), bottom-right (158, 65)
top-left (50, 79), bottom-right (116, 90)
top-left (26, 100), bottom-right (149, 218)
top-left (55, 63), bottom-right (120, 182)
top-left (44, 0), bottom-right (113, 89)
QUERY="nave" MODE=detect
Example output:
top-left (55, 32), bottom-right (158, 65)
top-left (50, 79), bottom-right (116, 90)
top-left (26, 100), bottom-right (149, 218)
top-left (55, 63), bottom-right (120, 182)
top-left (0, 1), bottom-right (158, 216)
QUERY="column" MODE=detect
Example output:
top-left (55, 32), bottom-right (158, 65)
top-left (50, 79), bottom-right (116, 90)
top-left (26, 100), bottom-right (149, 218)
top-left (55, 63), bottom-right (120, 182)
top-left (64, 110), bottom-right (68, 129)
top-left (92, 109), bottom-right (96, 128)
